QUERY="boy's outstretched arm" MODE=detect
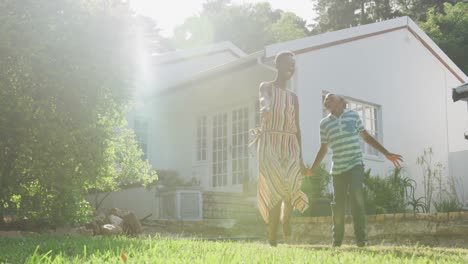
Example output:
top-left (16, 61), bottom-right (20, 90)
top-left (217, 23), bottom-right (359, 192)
top-left (359, 130), bottom-right (403, 168)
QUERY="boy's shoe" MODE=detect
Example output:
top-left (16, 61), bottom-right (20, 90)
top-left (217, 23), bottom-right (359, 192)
top-left (268, 240), bottom-right (278, 247)
top-left (331, 241), bottom-right (342, 248)
top-left (356, 240), bottom-right (369, 247)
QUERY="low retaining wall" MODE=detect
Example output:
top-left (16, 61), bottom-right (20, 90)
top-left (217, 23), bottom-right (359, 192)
top-left (202, 192), bottom-right (260, 221)
top-left (293, 211), bottom-right (468, 244)
top-left (144, 212), bottom-right (468, 246)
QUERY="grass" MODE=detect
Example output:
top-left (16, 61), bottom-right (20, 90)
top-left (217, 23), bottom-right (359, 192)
top-left (0, 235), bottom-right (467, 263)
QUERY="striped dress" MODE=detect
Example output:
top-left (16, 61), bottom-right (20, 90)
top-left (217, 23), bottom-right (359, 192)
top-left (257, 86), bottom-right (309, 223)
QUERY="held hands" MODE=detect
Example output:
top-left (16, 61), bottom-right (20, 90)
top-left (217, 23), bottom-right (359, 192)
top-left (385, 153), bottom-right (404, 169)
top-left (301, 165), bottom-right (313, 177)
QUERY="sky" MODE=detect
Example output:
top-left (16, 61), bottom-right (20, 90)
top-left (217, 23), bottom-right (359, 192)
top-left (128, 0), bottom-right (316, 37)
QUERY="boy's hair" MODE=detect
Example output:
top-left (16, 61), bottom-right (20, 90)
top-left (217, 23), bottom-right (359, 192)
top-left (274, 51), bottom-right (295, 66)
top-left (324, 93), bottom-right (347, 106)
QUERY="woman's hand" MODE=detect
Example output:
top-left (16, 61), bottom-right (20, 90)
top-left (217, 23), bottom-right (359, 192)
top-left (301, 165), bottom-right (313, 177)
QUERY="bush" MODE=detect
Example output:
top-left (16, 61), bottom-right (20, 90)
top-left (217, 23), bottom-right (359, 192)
top-left (364, 168), bottom-right (422, 214)
top-left (433, 195), bottom-right (463, 212)
top-left (298, 165), bottom-right (332, 217)
top-left (301, 165), bottom-right (331, 200)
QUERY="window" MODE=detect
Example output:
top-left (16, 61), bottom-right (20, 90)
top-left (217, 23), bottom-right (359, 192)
top-left (322, 92), bottom-right (381, 157)
top-left (348, 101), bottom-right (380, 156)
top-left (195, 103), bottom-right (255, 188)
top-left (231, 107), bottom-right (249, 185)
top-left (196, 116), bottom-right (207, 161)
top-left (212, 113), bottom-right (228, 187)
top-left (254, 99), bottom-right (261, 128)
top-left (134, 119), bottom-right (148, 159)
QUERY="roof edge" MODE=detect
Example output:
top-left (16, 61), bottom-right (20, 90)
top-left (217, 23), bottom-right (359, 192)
top-left (265, 17), bottom-right (408, 58)
top-left (406, 17), bottom-right (468, 83)
top-left (158, 50), bottom-right (267, 96)
top-left (152, 41), bottom-right (247, 65)
top-left (265, 16), bottom-right (467, 84)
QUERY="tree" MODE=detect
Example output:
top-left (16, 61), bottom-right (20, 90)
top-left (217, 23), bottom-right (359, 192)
top-left (419, 3), bottom-right (468, 74)
top-left (171, 0), bottom-right (309, 53)
top-left (312, 0), bottom-right (362, 33)
top-left (311, 0), bottom-right (402, 34)
top-left (271, 12), bottom-right (309, 42)
top-left (310, 0), bottom-right (464, 34)
top-left (0, 0), bottom-right (158, 227)
top-left (396, 0), bottom-right (463, 21)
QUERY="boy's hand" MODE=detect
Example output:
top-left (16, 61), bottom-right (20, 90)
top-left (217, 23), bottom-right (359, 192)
top-left (385, 153), bottom-right (403, 169)
top-left (301, 167), bottom-right (313, 177)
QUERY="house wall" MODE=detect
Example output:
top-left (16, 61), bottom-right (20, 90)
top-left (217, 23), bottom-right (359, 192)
top-left (150, 65), bottom-right (274, 191)
top-left (155, 52), bottom-right (241, 88)
top-left (295, 28), bottom-right (463, 199)
top-left (127, 43), bottom-right (248, 185)
top-left (152, 42), bottom-right (244, 93)
top-left (444, 69), bottom-right (468, 206)
top-left (129, 25), bottom-right (468, 205)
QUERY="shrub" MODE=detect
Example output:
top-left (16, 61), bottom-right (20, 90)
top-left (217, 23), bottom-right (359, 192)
top-left (364, 168), bottom-right (421, 214)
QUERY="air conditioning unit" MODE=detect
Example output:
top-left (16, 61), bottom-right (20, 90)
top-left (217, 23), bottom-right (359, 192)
top-left (159, 188), bottom-right (203, 220)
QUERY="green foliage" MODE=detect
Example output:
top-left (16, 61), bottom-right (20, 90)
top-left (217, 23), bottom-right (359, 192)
top-left (363, 168), bottom-right (421, 214)
top-left (0, 0), bottom-right (158, 227)
top-left (310, 1), bottom-right (467, 77)
top-left (271, 12), bottom-right (308, 42)
top-left (432, 158), bottom-right (464, 213)
top-left (397, 0), bottom-right (465, 21)
top-left (311, 0), bottom-right (465, 34)
top-left (156, 170), bottom-right (193, 189)
top-left (311, 0), bottom-right (402, 34)
top-left (301, 164), bottom-right (332, 200)
top-left (171, 1), bottom-right (309, 53)
top-left (433, 195), bottom-right (463, 212)
top-left (1, 236), bottom-right (468, 263)
top-left (419, 3), bottom-right (468, 74)
top-left (299, 164), bottom-right (332, 217)
top-left (414, 147), bottom-right (465, 213)
top-left (416, 147), bottom-right (444, 213)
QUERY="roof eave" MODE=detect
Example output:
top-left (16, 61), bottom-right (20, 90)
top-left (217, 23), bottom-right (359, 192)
top-left (158, 50), bottom-right (267, 96)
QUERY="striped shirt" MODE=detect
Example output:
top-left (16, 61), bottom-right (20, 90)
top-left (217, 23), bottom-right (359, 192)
top-left (320, 109), bottom-right (365, 175)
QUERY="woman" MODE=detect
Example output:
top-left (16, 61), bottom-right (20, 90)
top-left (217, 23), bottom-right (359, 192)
top-left (255, 51), bottom-right (309, 246)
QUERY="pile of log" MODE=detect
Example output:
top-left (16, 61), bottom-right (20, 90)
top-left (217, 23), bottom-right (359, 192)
top-left (87, 208), bottom-right (143, 236)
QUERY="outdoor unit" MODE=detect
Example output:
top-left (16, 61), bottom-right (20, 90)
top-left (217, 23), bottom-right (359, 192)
top-left (159, 189), bottom-right (203, 220)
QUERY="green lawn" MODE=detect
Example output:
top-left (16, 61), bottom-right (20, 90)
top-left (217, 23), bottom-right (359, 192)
top-left (0, 235), bottom-right (467, 263)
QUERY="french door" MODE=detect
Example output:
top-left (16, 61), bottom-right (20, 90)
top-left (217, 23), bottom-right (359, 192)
top-left (211, 106), bottom-right (250, 188)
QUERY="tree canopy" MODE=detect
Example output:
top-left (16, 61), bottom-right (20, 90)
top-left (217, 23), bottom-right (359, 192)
top-left (419, 3), bottom-right (468, 74)
top-left (0, 0), bottom-right (158, 226)
top-left (170, 0), bottom-right (309, 53)
top-left (311, 0), bottom-right (465, 34)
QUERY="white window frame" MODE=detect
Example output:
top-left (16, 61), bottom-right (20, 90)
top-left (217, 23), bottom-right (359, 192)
top-left (195, 115), bottom-right (208, 162)
top-left (231, 106), bottom-right (250, 186)
top-left (193, 102), bottom-right (254, 190)
top-left (211, 111), bottom-right (229, 188)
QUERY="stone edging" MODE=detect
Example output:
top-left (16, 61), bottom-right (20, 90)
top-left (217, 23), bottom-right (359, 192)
top-left (292, 211), bottom-right (468, 224)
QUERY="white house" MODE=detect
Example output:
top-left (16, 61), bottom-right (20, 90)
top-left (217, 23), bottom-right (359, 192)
top-left (119, 16), bottom-right (468, 219)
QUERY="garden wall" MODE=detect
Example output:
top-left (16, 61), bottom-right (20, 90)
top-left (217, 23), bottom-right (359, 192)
top-left (145, 212), bottom-right (468, 246)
